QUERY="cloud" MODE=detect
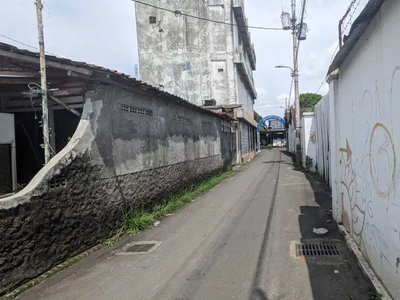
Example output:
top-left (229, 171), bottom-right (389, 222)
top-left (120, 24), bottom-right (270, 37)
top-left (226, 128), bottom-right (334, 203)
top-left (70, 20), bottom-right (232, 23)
top-left (0, 0), bottom-right (139, 75)
top-left (0, 0), bottom-right (354, 105)
top-left (301, 42), bottom-right (338, 78)
top-left (254, 95), bottom-right (287, 118)
top-left (256, 87), bottom-right (268, 97)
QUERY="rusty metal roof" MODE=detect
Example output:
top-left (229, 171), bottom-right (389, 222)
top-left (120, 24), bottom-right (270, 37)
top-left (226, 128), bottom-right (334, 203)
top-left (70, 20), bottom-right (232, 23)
top-left (0, 42), bottom-right (231, 120)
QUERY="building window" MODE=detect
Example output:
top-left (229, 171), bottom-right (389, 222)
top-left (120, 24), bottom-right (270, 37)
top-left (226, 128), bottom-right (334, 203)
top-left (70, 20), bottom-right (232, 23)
top-left (218, 68), bottom-right (224, 72)
top-left (149, 16), bottom-right (157, 24)
top-left (182, 61), bottom-right (191, 71)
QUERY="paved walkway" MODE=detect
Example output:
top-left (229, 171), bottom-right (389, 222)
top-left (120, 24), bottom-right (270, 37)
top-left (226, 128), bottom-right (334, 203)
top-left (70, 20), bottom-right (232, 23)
top-left (18, 149), bottom-right (372, 300)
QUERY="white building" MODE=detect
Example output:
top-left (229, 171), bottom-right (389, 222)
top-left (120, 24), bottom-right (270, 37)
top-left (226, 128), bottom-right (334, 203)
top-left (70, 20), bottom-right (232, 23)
top-left (135, 0), bottom-right (258, 163)
top-left (327, 0), bottom-right (400, 298)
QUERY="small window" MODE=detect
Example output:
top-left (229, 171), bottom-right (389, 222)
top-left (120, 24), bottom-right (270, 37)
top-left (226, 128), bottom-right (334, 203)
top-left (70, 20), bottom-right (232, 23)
top-left (149, 16), bottom-right (156, 24)
top-left (182, 61), bottom-right (191, 71)
top-left (173, 115), bottom-right (190, 124)
top-left (218, 68), bottom-right (224, 72)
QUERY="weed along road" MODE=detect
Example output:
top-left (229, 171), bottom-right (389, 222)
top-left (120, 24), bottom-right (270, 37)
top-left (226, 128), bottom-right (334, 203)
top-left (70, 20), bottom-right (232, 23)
top-left (18, 149), bottom-right (371, 300)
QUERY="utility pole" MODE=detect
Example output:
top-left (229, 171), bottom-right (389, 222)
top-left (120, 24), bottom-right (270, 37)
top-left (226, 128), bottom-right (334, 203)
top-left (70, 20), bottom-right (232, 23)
top-left (291, 0), bottom-right (300, 138)
top-left (35, 0), bottom-right (50, 163)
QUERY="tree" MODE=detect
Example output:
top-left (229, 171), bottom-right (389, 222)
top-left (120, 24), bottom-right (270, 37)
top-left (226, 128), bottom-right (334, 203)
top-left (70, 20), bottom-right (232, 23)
top-left (254, 111), bottom-right (262, 123)
top-left (299, 93), bottom-right (322, 112)
top-left (254, 111), bottom-right (267, 134)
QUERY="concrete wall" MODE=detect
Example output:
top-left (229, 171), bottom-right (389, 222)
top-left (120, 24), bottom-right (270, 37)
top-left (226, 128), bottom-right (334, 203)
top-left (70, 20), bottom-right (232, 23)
top-left (135, 0), bottom-right (236, 106)
top-left (300, 113), bottom-right (317, 172)
top-left (0, 113), bottom-right (16, 193)
top-left (236, 68), bottom-right (253, 116)
top-left (135, 0), bottom-right (255, 116)
top-left (288, 123), bottom-right (296, 154)
top-left (314, 95), bottom-right (331, 185)
top-left (0, 84), bottom-right (231, 295)
top-left (236, 69), bottom-right (248, 111)
top-left (241, 121), bottom-right (249, 155)
top-left (331, 1), bottom-right (400, 297)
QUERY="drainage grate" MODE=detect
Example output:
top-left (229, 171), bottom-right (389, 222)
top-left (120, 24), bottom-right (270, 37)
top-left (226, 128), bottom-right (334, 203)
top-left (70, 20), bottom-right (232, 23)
top-left (124, 243), bottom-right (157, 253)
top-left (296, 243), bottom-right (341, 257)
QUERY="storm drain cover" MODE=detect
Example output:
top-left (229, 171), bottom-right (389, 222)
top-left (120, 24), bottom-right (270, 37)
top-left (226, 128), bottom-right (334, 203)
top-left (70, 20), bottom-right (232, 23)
top-left (296, 243), bottom-right (341, 257)
top-left (125, 243), bottom-right (156, 253)
top-left (118, 241), bottom-right (161, 255)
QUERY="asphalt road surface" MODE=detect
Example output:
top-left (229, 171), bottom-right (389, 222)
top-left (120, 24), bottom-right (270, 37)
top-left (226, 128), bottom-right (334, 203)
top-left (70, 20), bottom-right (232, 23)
top-left (18, 149), bottom-right (372, 300)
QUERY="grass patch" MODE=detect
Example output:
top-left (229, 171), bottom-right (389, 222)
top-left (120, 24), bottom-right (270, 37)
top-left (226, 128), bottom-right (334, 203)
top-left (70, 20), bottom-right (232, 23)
top-left (123, 170), bottom-right (231, 236)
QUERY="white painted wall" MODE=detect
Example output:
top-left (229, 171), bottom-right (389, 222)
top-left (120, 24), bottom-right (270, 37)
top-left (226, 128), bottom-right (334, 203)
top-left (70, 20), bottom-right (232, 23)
top-left (236, 68), bottom-right (253, 116)
top-left (300, 113), bottom-right (317, 172)
top-left (314, 95), bottom-right (331, 186)
top-left (330, 1), bottom-right (400, 298)
top-left (288, 123), bottom-right (296, 154)
top-left (0, 113), bottom-right (15, 144)
top-left (0, 113), bottom-right (16, 191)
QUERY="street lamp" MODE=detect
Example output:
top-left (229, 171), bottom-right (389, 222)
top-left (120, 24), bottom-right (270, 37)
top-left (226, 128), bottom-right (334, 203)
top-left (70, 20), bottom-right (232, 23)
top-left (279, 1), bottom-right (308, 143)
top-left (275, 65), bottom-right (294, 77)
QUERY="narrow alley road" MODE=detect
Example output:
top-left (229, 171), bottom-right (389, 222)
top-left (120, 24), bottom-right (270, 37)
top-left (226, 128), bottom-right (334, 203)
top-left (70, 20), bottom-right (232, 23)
top-left (18, 150), bottom-right (372, 300)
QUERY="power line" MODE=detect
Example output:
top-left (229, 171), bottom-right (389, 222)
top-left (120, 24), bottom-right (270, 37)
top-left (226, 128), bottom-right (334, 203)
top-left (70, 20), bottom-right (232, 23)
top-left (0, 34), bottom-right (39, 51)
top-left (287, 0), bottom-right (306, 107)
top-left (287, 77), bottom-right (294, 106)
top-left (315, 40), bottom-right (340, 94)
top-left (315, 0), bottom-right (363, 94)
top-left (131, 0), bottom-right (283, 31)
top-left (0, 33), bottom-right (60, 57)
top-left (295, 0), bottom-right (307, 69)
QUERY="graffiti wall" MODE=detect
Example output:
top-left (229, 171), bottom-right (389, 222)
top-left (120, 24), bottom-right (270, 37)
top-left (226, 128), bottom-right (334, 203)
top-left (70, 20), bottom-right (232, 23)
top-left (333, 1), bottom-right (400, 297)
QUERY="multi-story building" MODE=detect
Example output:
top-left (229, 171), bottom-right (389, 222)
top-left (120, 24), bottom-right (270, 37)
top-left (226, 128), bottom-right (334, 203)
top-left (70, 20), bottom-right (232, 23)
top-left (135, 0), bottom-right (258, 163)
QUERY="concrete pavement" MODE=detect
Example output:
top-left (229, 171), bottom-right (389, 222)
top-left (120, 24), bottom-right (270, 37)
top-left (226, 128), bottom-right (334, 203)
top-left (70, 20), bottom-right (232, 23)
top-left (17, 149), bottom-right (372, 300)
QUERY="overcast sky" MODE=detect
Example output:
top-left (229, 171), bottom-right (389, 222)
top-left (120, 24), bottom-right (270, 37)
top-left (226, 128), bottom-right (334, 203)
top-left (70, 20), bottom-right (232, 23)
top-left (0, 0), bottom-right (368, 117)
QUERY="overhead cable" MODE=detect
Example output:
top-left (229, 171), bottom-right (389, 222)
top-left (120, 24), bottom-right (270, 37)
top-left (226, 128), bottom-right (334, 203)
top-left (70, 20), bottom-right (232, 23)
top-left (131, 0), bottom-right (283, 31)
top-left (0, 33), bottom-right (60, 56)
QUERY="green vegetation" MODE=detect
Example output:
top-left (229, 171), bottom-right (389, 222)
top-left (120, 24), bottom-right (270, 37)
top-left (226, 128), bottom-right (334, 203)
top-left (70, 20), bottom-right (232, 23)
top-left (305, 155), bottom-right (313, 171)
top-left (254, 111), bottom-right (267, 134)
top-left (254, 111), bottom-right (262, 123)
top-left (300, 93), bottom-right (323, 113)
top-left (123, 170), bottom-right (232, 235)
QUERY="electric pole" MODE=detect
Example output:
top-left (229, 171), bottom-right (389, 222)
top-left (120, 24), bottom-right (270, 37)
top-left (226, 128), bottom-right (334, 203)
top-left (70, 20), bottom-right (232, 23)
top-left (35, 0), bottom-right (50, 163)
top-left (291, 0), bottom-right (300, 138)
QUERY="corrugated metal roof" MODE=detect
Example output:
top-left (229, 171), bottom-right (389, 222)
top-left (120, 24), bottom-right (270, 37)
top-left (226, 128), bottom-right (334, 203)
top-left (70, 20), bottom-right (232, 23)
top-left (0, 42), bottom-right (231, 120)
top-left (327, 0), bottom-right (386, 75)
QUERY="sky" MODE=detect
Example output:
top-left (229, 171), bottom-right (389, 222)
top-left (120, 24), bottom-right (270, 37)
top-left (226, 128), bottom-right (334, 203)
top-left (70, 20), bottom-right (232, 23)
top-left (0, 0), bottom-right (369, 118)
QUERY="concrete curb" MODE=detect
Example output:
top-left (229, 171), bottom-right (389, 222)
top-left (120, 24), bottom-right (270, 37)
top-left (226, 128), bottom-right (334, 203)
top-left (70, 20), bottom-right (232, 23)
top-left (338, 225), bottom-right (393, 300)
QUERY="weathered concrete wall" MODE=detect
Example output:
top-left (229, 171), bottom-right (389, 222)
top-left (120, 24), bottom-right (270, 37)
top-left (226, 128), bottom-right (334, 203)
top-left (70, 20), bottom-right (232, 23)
top-left (135, 0), bottom-right (235, 106)
top-left (300, 113), bottom-right (317, 172)
top-left (135, 0), bottom-right (255, 112)
top-left (331, 1), bottom-right (400, 298)
top-left (236, 68), bottom-right (253, 116)
top-left (0, 84), bottom-right (231, 295)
